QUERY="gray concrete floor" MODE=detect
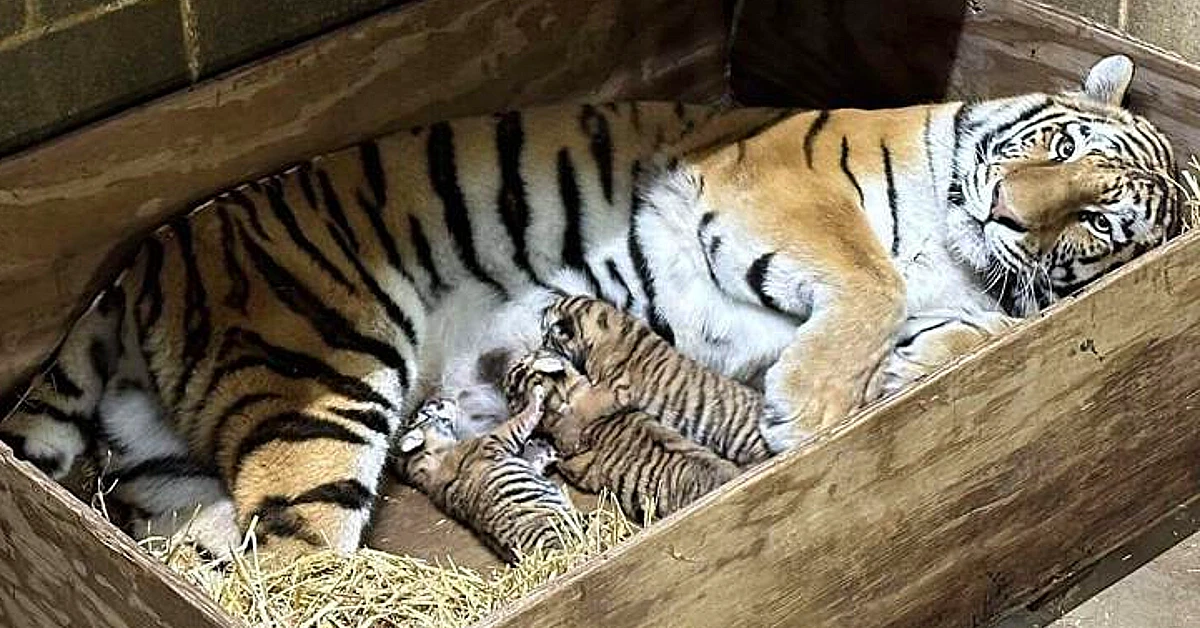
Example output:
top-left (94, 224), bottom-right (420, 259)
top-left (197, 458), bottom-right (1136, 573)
top-left (994, 501), bottom-right (1200, 628)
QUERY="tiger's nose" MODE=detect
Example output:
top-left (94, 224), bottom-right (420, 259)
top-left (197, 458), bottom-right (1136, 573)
top-left (990, 183), bottom-right (1028, 232)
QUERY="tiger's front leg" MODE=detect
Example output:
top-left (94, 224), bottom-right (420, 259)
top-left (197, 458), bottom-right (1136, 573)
top-left (650, 158), bottom-right (906, 454)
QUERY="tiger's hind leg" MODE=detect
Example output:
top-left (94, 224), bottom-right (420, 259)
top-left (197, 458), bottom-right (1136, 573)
top-left (205, 331), bottom-right (409, 561)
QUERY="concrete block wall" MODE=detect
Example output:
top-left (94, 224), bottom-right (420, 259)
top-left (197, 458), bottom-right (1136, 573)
top-left (0, 0), bottom-right (404, 156)
top-left (1046, 0), bottom-right (1200, 61)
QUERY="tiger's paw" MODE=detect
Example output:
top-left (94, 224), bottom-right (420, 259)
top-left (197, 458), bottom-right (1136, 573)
top-left (757, 403), bottom-right (815, 454)
top-left (129, 497), bottom-right (242, 562)
top-left (0, 413), bottom-right (86, 480)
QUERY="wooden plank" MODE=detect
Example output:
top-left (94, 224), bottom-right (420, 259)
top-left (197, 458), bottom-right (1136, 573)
top-left (0, 0), bottom-right (729, 395)
top-left (729, 0), bottom-right (971, 109)
top-left (478, 230), bottom-right (1200, 625)
top-left (369, 478), bottom-right (603, 572)
top-left (0, 445), bottom-right (240, 628)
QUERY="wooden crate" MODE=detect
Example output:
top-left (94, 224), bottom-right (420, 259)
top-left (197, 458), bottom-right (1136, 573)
top-left (2, 0), bottom-right (1199, 626)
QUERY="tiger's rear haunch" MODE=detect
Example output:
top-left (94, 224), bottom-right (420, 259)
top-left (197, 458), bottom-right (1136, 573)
top-left (502, 350), bottom-right (740, 522)
top-left (539, 295), bottom-right (771, 466)
top-left (0, 55), bottom-right (1179, 559)
top-left (396, 393), bottom-right (575, 563)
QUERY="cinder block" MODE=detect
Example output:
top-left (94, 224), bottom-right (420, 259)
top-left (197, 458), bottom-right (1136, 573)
top-left (0, 0), bottom-right (188, 155)
top-left (190, 0), bottom-right (406, 76)
top-left (1125, 0), bottom-right (1200, 62)
top-left (1044, 0), bottom-right (1122, 25)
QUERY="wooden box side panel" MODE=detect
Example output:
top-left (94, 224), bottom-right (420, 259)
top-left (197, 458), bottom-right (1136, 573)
top-left (729, 0), bottom-right (1200, 160)
top-left (0, 0), bottom-right (729, 396)
top-left (0, 448), bottom-right (239, 628)
top-left (729, 0), bottom-right (970, 108)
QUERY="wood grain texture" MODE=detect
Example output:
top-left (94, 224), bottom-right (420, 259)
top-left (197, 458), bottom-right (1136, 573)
top-left (730, 0), bottom-right (970, 108)
top-left (0, 0), bottom-right (729, 395)
top-left (0, 445), bottom-right (239, 628)
top-left (478, 229), bottom-right (1200, 627)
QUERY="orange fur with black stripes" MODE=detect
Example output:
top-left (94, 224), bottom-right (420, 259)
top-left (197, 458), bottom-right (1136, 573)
top-left (395, 392), bottom-right (575, 563)
top-left (0, 56), bottom-right (1177, 558)
top-left (503, 349), bottom-right (740, 522)
top-left (538, 295), bottom-right (771, 466)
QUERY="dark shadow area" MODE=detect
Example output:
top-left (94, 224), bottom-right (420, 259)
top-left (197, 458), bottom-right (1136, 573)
top-left (729, 0), bottom-right (969, 108)
top-left (993, 496), bottom-right (1200, 627)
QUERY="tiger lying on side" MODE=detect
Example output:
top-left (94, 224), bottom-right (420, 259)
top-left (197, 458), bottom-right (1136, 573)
top-left (504, 349), bottom-right (741, 522)
top-left (0, 55), bottom-right (1178, 559)
top-left (395, 390), bottom-right (576, 563)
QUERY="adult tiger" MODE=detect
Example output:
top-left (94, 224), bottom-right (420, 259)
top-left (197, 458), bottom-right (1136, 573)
top-left (0, 55), bottom-right (1178, 559)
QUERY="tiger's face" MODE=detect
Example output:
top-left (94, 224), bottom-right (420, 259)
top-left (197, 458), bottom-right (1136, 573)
top-left (950, 56), bottom-right (1179, 314)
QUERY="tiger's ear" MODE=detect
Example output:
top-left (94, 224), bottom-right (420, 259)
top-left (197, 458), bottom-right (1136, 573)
top-left (1081, 55), bottom-right (1134, 107)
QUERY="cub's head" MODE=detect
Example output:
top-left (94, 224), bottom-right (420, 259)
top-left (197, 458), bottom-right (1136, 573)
top-left (949, 55), bottom-right (1179, 314)
top-left (541, 295), bottom-right (635, 372)
top-left (395, 397), bottom-right (464, 491)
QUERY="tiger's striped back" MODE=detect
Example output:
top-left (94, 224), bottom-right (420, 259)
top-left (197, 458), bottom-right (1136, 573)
top-left (503, 350), bottom-right (740, 522)
top-left (398, 395), bottom-right (575, 563)
top-left (541, 294), bottom-right (770, 465)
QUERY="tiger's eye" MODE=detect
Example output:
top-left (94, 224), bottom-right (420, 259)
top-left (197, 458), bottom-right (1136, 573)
top-left (1082, 211), bottom-right (1112, 233)
top-left (1052, 133), bottom-right (1076, 161)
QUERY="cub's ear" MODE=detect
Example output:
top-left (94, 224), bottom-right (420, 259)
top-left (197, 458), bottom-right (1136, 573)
top-left (398, 429), bottom-right (425, 454)
top-left (1081, 55), bottom-right (1135, 107)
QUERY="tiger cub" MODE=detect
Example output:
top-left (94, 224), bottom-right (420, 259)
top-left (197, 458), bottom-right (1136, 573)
top-left (540, 294), bottom-right (772, 464)
top-left (503, 351), bottom-right (739, 522)
top-left (395, 390), bottom-right (576, 563)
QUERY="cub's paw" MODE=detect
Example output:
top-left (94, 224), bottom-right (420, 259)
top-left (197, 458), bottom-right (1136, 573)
top-left (521, 437), bottom-right (559, 473)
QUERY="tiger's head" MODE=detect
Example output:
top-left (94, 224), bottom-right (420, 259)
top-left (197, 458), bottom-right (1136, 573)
top-left (540, 295), bottom-right (636, 376)
top-left (394, 397), bottom-right (464, 491)
top-left (948, 55), bottom-right (1179, 315)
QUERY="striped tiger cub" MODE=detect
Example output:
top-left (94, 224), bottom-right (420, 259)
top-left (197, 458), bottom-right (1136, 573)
top-left (395, 391), bottom-right (576, 563)
top-left (540, 294), bottom-right (771, 465)
top-left (503, 350), bottom-right (740, 522)
top-left (0, 55), bottom-right (1179, 559)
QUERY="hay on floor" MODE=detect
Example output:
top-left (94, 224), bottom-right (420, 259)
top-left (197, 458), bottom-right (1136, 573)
top-left (138, 492), bottom-right (642, 628)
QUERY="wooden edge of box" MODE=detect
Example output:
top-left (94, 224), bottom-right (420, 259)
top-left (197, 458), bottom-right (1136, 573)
top-left (476, 225), bottom-right (1200, 628)
top-left (0, 0), bottom-right (730, 396)
top-left (0, 442), bottom-right (241, 627)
